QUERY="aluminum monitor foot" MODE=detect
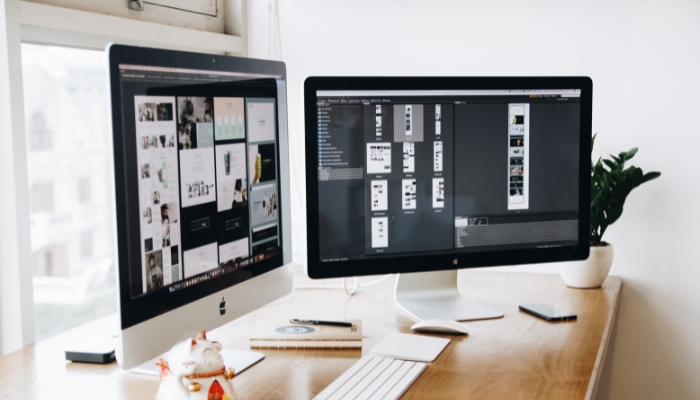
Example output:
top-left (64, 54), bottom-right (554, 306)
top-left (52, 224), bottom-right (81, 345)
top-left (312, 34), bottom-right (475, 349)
top-left (394, 270), bottom-right (504, 322)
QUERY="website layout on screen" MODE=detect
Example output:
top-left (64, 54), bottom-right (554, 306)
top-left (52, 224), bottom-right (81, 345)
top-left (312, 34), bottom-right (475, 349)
top-left (120, 65), bottom-right (281, 298)
top-left (316, 89), bottom-right (581, 262)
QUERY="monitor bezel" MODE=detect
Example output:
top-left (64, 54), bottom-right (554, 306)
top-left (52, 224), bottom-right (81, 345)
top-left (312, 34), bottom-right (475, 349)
top-left (304, 76), bottom-right (592, 279)
top-left (108, 45), bottom-right (288, 329)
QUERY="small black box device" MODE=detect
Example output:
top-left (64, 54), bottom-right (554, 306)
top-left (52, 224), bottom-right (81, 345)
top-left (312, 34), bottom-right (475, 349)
top-left (65, 341), bottom-right (116, 364)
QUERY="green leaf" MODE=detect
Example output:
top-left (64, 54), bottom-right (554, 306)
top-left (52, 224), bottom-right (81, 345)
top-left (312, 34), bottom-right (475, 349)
top-left (603, 159), bottom-right (617, 170)
top-left (606, 205), bottom-right (624, 226)
top-left (590, 138), bottom-right (660, 243)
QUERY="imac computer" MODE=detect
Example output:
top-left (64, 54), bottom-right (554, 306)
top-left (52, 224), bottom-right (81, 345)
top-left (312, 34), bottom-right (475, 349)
top-left (108, 45), bottom-right (293, 370)
top-left (304, 77), bottom-right (592, 321)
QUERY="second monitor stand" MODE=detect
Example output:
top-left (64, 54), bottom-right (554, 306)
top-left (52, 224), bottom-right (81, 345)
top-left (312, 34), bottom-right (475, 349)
top-left (394, 270), bottom-right (504, 322)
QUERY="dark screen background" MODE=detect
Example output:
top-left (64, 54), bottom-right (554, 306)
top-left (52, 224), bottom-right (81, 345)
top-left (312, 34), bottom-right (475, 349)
top-left (316, 95), bottom-right (581, 261)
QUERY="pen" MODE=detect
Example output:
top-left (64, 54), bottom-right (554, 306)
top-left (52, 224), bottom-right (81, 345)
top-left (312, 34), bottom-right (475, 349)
top-left (290, 319), bottom-right (353, 327)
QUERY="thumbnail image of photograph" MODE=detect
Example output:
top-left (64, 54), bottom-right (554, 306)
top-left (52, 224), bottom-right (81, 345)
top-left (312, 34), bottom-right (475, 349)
top-left (156, 103), bottom-right (173, 121)
top-left (511, 115), bottom-right (524, 125)
top-left (435, 104), bottom-right (441, 120)
top-left (376, 105), bottom-right (382, 115)
top-left (216, 143), bottom-right (247, 212)
top-left (510, 157), bottom-right (524, 166)
top-left (263, 191), bottom-right (277, 218)
top-left (248, 144), bottom-right (276, 184)
top-left (138, 103), bottom-right (156, 122)
top-left (510, 176), bottom-right (524, 183)
top-left (510, 166), bottom-right (524, 175)
top-left (510, 138), bottom-right (525, 147)
top-left (160, 203), bottom-right (171, 224)
top-left (141, 164), bottom-right (150, 179)
top-left (152, 190), bottom-right (161, 205)
top-left (149, 136), bottom-right (158, 148)
top-left (159, 202), bottom-right (178, 225)
top-left (143, 207), bottom-right (152, 224)
top-left (141, 136), bottom-right (150, 150)
top-left (144, 238), bottom-right (153, 252)
top-left (157, 163), bottom-right (167, 186)
top-left (166, 135), bottom-right (176, 148)
top-left (178, 122), bottom-right (197, 150)
top-left (376, 116), bottom-right (382, 128)
top-left (510, 189), bottom-right (518, 196)
top-left (509, 147), bottom-right (524, 157)
top-left (177, 97), bottom-right (213, 125)
top-left (145, 250), bottom-right (163, 292)
top-left (162, 224), bottom-right (171, 247)
top-left (250, 184), bottom-right (278, 226)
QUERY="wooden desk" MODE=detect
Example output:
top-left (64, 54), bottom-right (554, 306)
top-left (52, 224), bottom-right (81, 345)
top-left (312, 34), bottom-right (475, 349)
top-left (0, 271), bottom-right (621, 399)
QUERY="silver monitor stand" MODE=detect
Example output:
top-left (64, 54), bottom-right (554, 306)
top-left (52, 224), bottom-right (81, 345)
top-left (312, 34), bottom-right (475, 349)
top-left (394, 270), bottom-right (504, 321)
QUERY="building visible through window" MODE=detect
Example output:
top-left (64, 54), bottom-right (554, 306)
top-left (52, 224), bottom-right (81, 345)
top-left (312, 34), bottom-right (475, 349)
top-left (30, 182), bottom-right (54, 213)
top-left (22, 43), bottom-right (117, 341)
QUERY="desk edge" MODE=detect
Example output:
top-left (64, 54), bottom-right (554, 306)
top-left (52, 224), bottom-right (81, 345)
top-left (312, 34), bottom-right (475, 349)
top-left (584, 276), bottom-right (622, 400)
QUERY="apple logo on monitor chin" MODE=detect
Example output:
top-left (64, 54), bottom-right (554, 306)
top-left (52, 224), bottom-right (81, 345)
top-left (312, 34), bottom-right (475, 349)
top-left (219, 297), bottom-right (226, 316)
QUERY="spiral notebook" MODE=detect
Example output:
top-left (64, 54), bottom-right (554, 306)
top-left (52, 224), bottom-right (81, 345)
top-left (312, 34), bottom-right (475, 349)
top-left (249, 320), bottom-right (362, 349)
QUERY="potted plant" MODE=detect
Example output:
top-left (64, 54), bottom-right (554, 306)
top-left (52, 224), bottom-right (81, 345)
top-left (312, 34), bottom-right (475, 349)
top-left (560, 134), bottom-right (661, 288)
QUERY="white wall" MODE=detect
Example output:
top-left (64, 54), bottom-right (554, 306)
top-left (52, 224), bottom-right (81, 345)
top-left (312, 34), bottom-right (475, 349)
top-left (249, 1), bottom-right (700, 398)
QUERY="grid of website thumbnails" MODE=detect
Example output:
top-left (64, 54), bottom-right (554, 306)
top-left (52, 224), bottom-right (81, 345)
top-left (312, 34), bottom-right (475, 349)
top-left (134, 95), bottom-right (280, 297)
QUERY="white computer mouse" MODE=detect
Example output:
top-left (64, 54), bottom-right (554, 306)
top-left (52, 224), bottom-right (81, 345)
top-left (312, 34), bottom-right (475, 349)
top-left (410, 319), bottom-right (470, 335)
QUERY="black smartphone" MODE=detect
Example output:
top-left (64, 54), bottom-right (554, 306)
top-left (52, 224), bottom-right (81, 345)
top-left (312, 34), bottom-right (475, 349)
top-left (519, 303), bottom-right (577, 321)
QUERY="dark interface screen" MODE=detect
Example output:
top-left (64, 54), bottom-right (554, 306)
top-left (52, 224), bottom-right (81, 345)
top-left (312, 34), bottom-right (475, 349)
top-left (315, 89), bottom-right (581, 262)
top-left (118, 65), bottom-right (283, 298)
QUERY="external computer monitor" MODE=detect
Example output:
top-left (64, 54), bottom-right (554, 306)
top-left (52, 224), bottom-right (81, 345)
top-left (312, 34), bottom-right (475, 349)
top-left (304, 77), bottom-right (592, 322)
top-left (108, 45), bottom-right (292, 369)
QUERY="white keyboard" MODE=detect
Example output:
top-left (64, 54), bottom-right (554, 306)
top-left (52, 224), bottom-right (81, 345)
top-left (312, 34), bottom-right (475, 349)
top-left (314, 356), bottom-right (427, 400)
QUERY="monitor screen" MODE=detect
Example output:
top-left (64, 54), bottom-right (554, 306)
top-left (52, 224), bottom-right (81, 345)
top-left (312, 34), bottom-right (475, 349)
top-left (305, 78), bottom-right (591, 278)
top-left (115, 65), bottom-right (284, 303)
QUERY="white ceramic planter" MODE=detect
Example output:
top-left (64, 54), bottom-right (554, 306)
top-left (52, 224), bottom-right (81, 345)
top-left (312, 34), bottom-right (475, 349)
top-left (560, 244), bottom-right (614, 289)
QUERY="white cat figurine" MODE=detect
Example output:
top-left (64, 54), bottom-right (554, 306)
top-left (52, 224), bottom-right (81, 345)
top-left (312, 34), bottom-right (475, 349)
top-left (155, 331), bottom-right (236, 400)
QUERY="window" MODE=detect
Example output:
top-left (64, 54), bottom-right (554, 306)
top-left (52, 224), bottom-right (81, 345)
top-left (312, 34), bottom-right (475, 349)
top-left (30, 182), bottom-right (54, 213)
top-left (22, 43), bottom-right (117, 341)
top-left (78, 177), bottom-right (91, 204)
top-left (28, 111), bottom-right (52, 151)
